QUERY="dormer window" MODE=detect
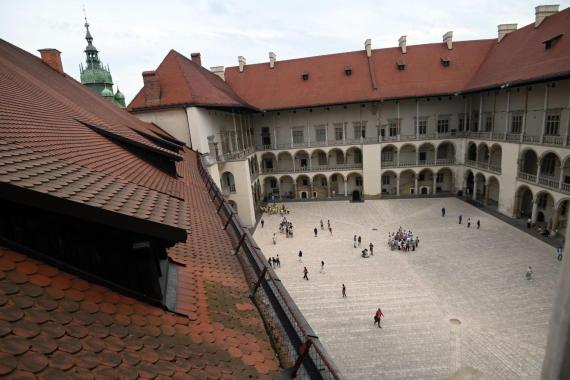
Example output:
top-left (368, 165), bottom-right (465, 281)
top-left (344, 66), bottom-right (352, 76)
top-left (440, 56), bottom-right (450, 67)
top-left (543, 33), bottom-right (563, 49)
top-left (302, 71), bottom-right (309, 80)
top-left (396, 60), bottom-right (406, 71)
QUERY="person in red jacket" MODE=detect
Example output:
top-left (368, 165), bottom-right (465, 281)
top-left (374, 307), bottom-right (384, 328)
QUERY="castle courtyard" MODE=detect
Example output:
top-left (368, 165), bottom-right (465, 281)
top-left (253, 198), bottom-right (562, 379)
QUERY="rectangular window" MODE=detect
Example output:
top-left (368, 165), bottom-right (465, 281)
top-left (419, 152), bottom-right (427, 161)
top-left (353, 121), bottom-right (367, 139)
top-left (292, 128), bottom-right (304, 144)
top-left (388, 119), bottom-right (400, 137)
top-left (315, 126), bottom-right (326, 142)
top-left (381, 150), bottom-right (393, 161)
top-left (545, 113), bottom-right (560, 136)
top-left (334, 124), bottom-right (344, 141)
top-left (356, 177), bottom-right (363, 186)
top-left (382, 175), bottom-right (390, 185)
top-left (261, 126), bottom-right (271, 146)
top-left (511, 113), bottom-right (523, 133)
top-left (270, 179), bottom-right (277, 188)
top-left (437, 118), bottom-right (449, 134)
top-left (436, 173), bottom-right (444, 183)
top-left (484, 114), bottom-right (493, 132)
top-left (418, 119), bottom-right (427, 135)
top-left (458, 114), bottom-right (466, 132)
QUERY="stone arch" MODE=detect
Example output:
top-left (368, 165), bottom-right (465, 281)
top-left (346, 147), bottom-right (363, 165)
top-left (555, 198), bottom-right (570, 236)
top-left (535, 190), bottom-right (555, 225)
top-left (477, 142), bottom-right (489, 164)
top-left (487, 175), bottom-right (500, 209)
top-left (436, 141), bottom-right (456, 162)
top-left (467, 141), bottom-right (477, 161)
top-left (310, 149), bottom-right (328, 168)
top-left (279, 175), bottom-right (294, 199)
top-left (381, 145), bottom-right (398, 166)
top-left (514, 185), bottom-right (534, 219)
top-left (436, 167), bottom-right (454, 194)
top-left (519, 148), bottom-right (538, 175)
top-left (381, 170), bottom-right (397, 195)
top-left (464, 169), bottom-right (475, 197)
top-left (294, 150), bottom-right (310, 171)
top-left (263, 176), bottom-right (279, 200)
top-left (260, 152), bottom-right (277, 173)
top-left (561, 155), bottom-right (570, 191)
top-left (418, 168), bottom-right (434, 194)
top-left (328, 148), bottom-right (345, 166)
top-left (475, 172), bottom-right (486, 202)
top-left (399, 169), bottom-right (416, 195)
top-left (489, 144), bottom-right (502, 172)
top-left (277, 151), bottom-right (293, 171)
top-left (312, 174), bottom-right (328, 199)
top-left (539, 151), bottom-right (561, 180)
top-left (418, 142), bottom-right (436, 164)
top-left (399, 144), bottom-right (417, 166)
top-left (346, 172), bottom-right (363, 200)
top-left (221, 171), bottom-right (236, 194)
top-left (329, 172), bottom-right (346, 197)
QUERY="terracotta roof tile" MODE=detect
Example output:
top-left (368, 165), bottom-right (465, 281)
top-left (128, 50), bottom-right (252, 111)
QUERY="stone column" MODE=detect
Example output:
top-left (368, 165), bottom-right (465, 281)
top-left (327, 182), bottom-right (331, 198)
top-left (462, 177), bottom-right (467, 194)
top-left (551, 207), bottom-right (560, 233)
top-left (472, 178), bottom-right (478, 201)
top-left (414, 177), bottom-right (418, 195)
top-left (541, 225), bottom-right (570, 380)
top-left (432, 176), bottom-right (437, 195)
top-left (531, 201), bottom-right (539, 223)
top-left (396, 176), bottom-right (400, 196)
top-left (293, 183), bottom-right (297, 199)
top-left (344, 179), bottom-right (348, 197)
top-left (484, 182), bottom-right (490, 206)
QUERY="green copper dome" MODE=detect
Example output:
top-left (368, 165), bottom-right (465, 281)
top-left (79, 16), bottom-right (123, 108)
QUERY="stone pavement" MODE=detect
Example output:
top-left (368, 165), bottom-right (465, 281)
top-left (253, 198), bottom-right (562, 380)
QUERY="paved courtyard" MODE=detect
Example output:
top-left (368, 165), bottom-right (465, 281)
top-left (253, 198), bottom-right (562, 380)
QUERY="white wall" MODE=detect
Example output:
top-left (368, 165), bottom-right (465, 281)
top-left (133, 108), bottom-right (191, 146)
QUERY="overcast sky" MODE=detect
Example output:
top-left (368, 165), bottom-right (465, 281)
top-left (1, 0), bottom-right (569, 104)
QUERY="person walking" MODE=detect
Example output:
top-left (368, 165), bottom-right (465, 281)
top-left (272, 233), bottom-right (276, 245)
top-left (442, 207), bottom-right (446, 217)
top-left (467, 218), bottom-right (471, 228)
top-left (261, 218), bottom-right (264, 228)
top-left (525, 266), bottom-right (533, 281)
top-left (276, 254), bottom-right (281, 267)
top-left (303, 267), bottom-right (309, 280)
top-left (353, 235), bottom-right (357, 248)
top-left (329, 226), bottom-right (333, 236)
top-left (477, 219), bottom-right (480, 229)
top-left (358, 236), bottom-right (362, 247)
top-left (314, 227), bottom-right (318, 237)
top-left (298, 250), bottom-right (303, 262)
top-left (320, 260), bottom-right (325, 273)
top-left (369, 243), bottom-right (374, 255)
top-left (374, 307), bottom-right (384, 328)
top-left (342, 284), bottom-right (347, 298)
top-left (320, 219), bottom-right (324, 230)
top-left (458, 214), bottom-right (462, 224)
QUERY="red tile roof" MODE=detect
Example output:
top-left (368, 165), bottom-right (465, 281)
top-left (128, 50), bottom-right (253, 112)
top-left (225, 39), bottom-right (495, 110)
top-left (129, 8), bottom-right (570, 112)
top-left (466, 8), bottom-right (570, 91)
top-left (0, 39), bottom-right (281, 378)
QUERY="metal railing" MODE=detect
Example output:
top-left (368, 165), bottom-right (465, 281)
top-left (197, 154), bottom-right (343, 380)
top-left (261, 163), bottom-right (363, 174)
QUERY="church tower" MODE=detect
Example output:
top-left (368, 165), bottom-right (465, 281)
top-left (79, 16), bottom-right (126, 108)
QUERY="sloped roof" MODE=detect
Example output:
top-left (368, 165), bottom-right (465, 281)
top-left (128, 50), bottom-right (252, 111)
top-left (466, 7), bottom-right (570, 91)
top-left (225, 39), bottom-right (495, 110)
top-left (0, 39), bottom-right (281, 378)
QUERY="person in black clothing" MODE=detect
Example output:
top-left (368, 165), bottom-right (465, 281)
top-left (458, 215), bottom-right (462, 224)
top-left (314, 227), bottom-right (318, 237)
top-left (477, 219), bottom-right (481, 229)
top-left (369, 243), bottom-right (374, 255)
top-left (442, 207), bottom-right (446, 217)
top-left (303, 267), bottom-right (309, 280)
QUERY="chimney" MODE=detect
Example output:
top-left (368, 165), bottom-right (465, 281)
top-left (535, 4), bottom-right (559, 27)
top-left (38, 49), bottom-right (64, 74)
top-left (238, 56), bottom-right (246, 73)
top-left (210, 66), bottom-right (225, 80)
top-left (142, 71), bottom-right (161, 103)
top-left (269, 51), bottom-right (276, 69)
top-left (398, 36), bottom-right (407, 54)
top-left (365, 39), bottom-right (372, 57)
top-left (443, 31), bottom-right (453, 50)
top-left (190, 52), bottom-right (202, 66)
top-left (497, 24), bottom-right (518, 42)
